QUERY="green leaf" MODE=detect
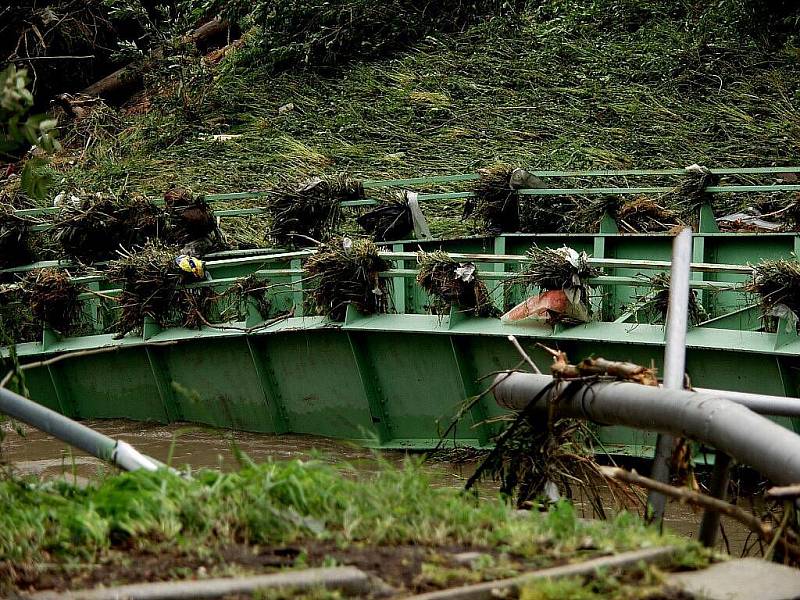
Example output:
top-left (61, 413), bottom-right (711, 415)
top-left (20, 158), bottom-right (54, 202)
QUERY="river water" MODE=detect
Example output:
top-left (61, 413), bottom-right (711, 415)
top-left (1, 419), bottom-right (758, 557)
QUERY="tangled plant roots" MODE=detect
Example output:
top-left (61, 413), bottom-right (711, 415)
top-left (266, 176), bottom-right (360, 248)
top-left (224, 274), bottom-right (272, 321)
top-left (164, 188), bottom-right (224, 256)
top-left (357, 197), bottom-right (413, 242)
top-left (464, 166), bottom-right (518, 234)
top-left (616, 197), bottom-right (682, 233)
top-left (0, 204), bottom-right (32, 269)
top-left (108, 243), bottom-right (213, 336)
top-left (22, 269), bottom-right (81, 335)
top-left (305, 237), bottom-right (390, 321)
top-left (631, 273), bottom-right (707, 325)
top-left (0, 284), bottom-right (35, 343)
top-left (53, 196), bottom-right (165, 263)
top-left (671, 166), bottom-right (720, 221)
top-left (416, 250), bottom-right (497, 317)
top-left (747, 259), bottom-right (800, 332)
top-left (472, 415), bottom-right (608, 513)
top-left (523, 245), bottom-right (600, 309)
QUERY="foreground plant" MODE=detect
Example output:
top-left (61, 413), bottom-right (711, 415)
top-left (0, 457), bottom-right (697, 594)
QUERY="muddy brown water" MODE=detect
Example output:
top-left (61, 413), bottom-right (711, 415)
top-left (1, 419), bottom-right (758, 557)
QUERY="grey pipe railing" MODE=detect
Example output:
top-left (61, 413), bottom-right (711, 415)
top-left (691, 388), bottom-right (800, 418)
top-left (0, 386), bottom-right (159, 472)
top-left (649, 228), bottom-right (693, 522)
top-left (492, 372), bottom-right (800, 485)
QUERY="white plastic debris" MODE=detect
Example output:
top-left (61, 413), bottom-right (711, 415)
top-left (454, 262), bottom-right (476, 283)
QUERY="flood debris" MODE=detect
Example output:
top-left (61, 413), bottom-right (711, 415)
top-left (503, 245), bottom-right (599, 324)
top-left (0, 203), bottom-right (34, 269)
top-left (0, 283), bottom-right (35, 343)
top-left (164, 187), bottom-right (225, 256)
top-left (305, 237), bottom-right (390, 321)
top-left (224, 274), bottom-right (272, 321)
top-left (107, 243), bottom-right (213, 337)
top-left (21, 269), bottom-right (82, 336)
top-left (616, 197), bottom-right (682, 233)
top-left (464, 166), bottom-right (545, 234)
top-left (747, 258), bottom-right (800, 332)
top-left (416, 250), bottom-right (497, 317)
top-left (266, 176), bottom-right (361, 248)
top-left (631, 273), bottom-right (707, 325)
top-left (357, 197), bottom-right (414, 242)
top-left (461, 347), bottom-right (648, 513)
top-left (672, 164), bottom-right (720, 220)
top-left (717, 208), bottom-right (781, 232)
top-left (53, 195), bottom-right (165, 263)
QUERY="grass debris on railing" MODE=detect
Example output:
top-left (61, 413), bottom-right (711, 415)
top-left (356, 196), bottom-right (414, 242)
top-left (517, 246), bottom-right (600, 322)
top-left (53, 195), bottom-right (165, 263)
top-left (671, 165), bottom-right (721, 221)
top-left (164, 187), bottom-right (225, 256)
top-left (747, 258), bottom-right (800, 332)
top-left (0, 204), bottom-right (33, 269)
top-left (223, 273), bottom-right (272, 321)
top-left (305, 237), bottom-right (391, 321)
top-left (266, 176), bottom-right (360, 248)
top-left (107, 242), bottom-right (214, 336)
top-left (629, 273), bottom-right (707, 326)
top-left (464, 165), bottom-right (519, 234)
top-left (416, 250), bottom-right (497, 318)
top-left (21, 269), bottom-right (82, 336)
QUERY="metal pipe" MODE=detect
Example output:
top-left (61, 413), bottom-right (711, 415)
top-left (691, 388), bottom-right (800, 417)
top-left (0, 386), bottom-right (159, 472)
top-left (698, 451), bottom-right (733, 547)
top-left (649, 228), bottom-right (693, 523)
top-left (492, 372), bottom-right (800, 485)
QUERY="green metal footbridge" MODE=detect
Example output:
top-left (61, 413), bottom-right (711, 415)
top-left (4, 167), bottom-right (800, 455)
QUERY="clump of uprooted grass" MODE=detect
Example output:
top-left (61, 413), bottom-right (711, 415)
top-left (522, 246), bottom-right (600, 310)
top-left (265, 176), bottom-right (360, 248)
top-left (746, 258), bottom-right (800, 331)
top-left (356, 196), bottom-right (414, 242)
top-left (464, 165), bottom-right (519, 234)
top-left (0, 284), bottom-right (36, 343)
top-left (107, 242), bottom-right (214, 336)
top-left (21, 269), bottom-right (82, 335)
top-left (668, 166), bottom-right (721, 223)
top-left (629, 273), bottom-right (707, 326)
top-left (305, 237), bottom-right (391, 321)
top-left (467, 414), bottom-right (613, 516)
top-left (222, 274), bottom-right (272, 321)
top-left (0, 204), bottom-right (33, 269)
top-left (163, 187), bottom-right (225, 256)
top-left (615, 197), bottom-right (682, 233)
top-left (416, 250), bottom-right (497, 317)
top-left (0, 457), bottom-right (696, 593)
top-left (53, 195), bottom-right (166, 263)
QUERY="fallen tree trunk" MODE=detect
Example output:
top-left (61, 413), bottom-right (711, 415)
top-left (65, 18), bottom-right (231, 104)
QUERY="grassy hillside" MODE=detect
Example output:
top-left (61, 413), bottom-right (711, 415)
top-left (2, 0), bottom-right (797, 247)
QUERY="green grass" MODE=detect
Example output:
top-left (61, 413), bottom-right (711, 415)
top-left (39, 0), bottom-right (797, 246)
top-left (0, 456), bottom-right (700, 593)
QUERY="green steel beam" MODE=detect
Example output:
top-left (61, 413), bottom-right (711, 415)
top-left (246, 337), bottom-right (290, 433)
top-left (145, 346), bottom-right (181, 422)
top-left (346, 327), bottom-right (391, 444)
